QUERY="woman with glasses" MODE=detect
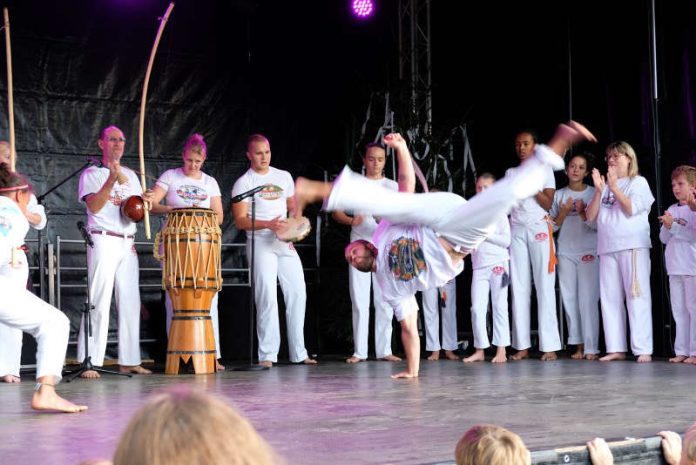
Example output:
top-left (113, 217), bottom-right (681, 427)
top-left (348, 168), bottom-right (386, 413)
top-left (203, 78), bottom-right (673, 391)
top-left (585, 141), bottom-right (655, 362)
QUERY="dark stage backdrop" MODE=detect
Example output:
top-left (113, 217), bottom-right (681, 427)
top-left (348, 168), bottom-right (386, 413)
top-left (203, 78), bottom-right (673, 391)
top-left (0, 0), bottom-right (695, 361)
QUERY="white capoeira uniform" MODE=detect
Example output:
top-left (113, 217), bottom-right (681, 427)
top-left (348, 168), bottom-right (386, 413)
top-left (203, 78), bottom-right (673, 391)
top-left (324, 144), bottom-right (566, 317)
top-left (593, 175), bottom-right (654, 356)
top-left (422, 278), bottom-right (457, 352)
top-left (507, 163), bottom-right (561, 353)
top-left (0, 196), bottom-right (69, 381)
top-left (348, 177), bottom-right (398, 359)
top-left (659, 203), bottom-right (696, 358)
top-left (0, 194), bottom-right (47, 378)
top-left (77, 165), bottom-right (144, 367)
top-left (155, 168), bottom-right (223, 358)
top-left (470, 214), bottom-right (510, 350)
top-left (550, 186), bottom-right (600, 354)
top-left (231, 167), bottom-right (309, 363)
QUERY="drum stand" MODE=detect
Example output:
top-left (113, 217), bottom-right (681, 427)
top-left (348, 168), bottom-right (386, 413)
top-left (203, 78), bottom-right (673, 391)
top-left (235, 195), bottom-right (269, 372)
top-left (65, 229), bottom-right (131, 381)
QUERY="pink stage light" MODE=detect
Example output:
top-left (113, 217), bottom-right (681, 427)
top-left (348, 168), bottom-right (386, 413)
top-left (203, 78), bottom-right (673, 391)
top-left (351, 0), bottom-right (375, 18)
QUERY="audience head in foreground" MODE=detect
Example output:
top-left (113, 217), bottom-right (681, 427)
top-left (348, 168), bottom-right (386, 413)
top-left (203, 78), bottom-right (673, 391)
top-left (455, 424), bottom-right (530, 465)
top-left (113, 387), bottom-right (280, 465)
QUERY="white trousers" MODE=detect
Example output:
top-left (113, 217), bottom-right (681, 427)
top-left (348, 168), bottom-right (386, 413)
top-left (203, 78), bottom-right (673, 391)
top-left (327, 147), bottom-right (558, 256)
top-left (0, 274), bottom-right (69, 380)
top-left (248, 236), bottom-right (308, 363)
top-left (470, 262), bottom-right (510, 349)
top-left (509, 221), bottom-right (561, 352)
top-left (348, 265), bottom-right (394, 359)
top-left (599, 248), bottom-right (653, 355)
top-left (77, 234), bottom-right (143, 367)
top-left (558, 253), bottom-right (600, 353)
top-left (422, 279), bottom-right (458, 351)
top-left (0, 251), bottom-right (29, 377)
top-left (668, 275), bottom-right (696, 357)
top-left (166, 292), bottom-right (221, 358)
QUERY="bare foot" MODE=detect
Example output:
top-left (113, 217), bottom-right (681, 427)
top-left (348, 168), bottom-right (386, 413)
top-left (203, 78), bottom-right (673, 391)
top-left (491, 347), bottom-right (507, 363)
top-left (571, 350), bottom-right (584, 360)
top-left (426, 351), bottom-right (440, 361)
top-left (2, 374), bottom-right (20, 383)
top-left (301, 358), bottom-right (318, 365)
top-left (541, 352), bottom-right (557, 361)
top-left (294, 177), bottom-right (331, 218)
top-left (80, 369), bottom-right (100, 379)
top-left (463, 349), bottom-right (485, 363)
top-left (548, 122), bottom-right (596, 156)
top-left (216, 361), bottom-right (226, 371)
top-left (444, 350), bottom-right (460, 360)
top-left (669, 355), bottom-right (687, 363)
top-left (585, 353), bottom-right (599, 361)
top-left (120, 365), bottom-right (152, 375)
top-left (684, 356), bottom-right (696, 365)
top-left (378, 354), bottom-right (402, 362)
top-left (636, 354), bottom-right (652, 363)
top-left (568, 120), bottom-right (597, 143)
top-left (599, 352), bottom-right (627, 362)
top-left (258, 360), bottom-right (273, 368)
top-left (390, 371), bottom-right (418, 379)
top-left (510, 349), bottom-right (529, 361)
top-left (31, 384), bottom-right (88, 413)
top-left (346, 356), bottom-right (365, 364)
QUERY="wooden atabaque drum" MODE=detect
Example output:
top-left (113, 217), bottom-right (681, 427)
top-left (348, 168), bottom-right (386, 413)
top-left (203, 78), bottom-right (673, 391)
top-left (156, 208), bottom-right (222, 374)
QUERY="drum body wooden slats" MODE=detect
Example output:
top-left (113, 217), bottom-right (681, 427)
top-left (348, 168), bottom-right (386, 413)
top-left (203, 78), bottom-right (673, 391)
top-left (160, 208), bottom-right (222, 375)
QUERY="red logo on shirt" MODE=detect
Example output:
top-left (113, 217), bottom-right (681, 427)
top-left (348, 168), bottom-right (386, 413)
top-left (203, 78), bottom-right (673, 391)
top-left (581, 254), bottom-right (595, 263)
top-left (492, 266), bottom-right (505, 275)
top-left (534, 232), bottom-right (548, 242)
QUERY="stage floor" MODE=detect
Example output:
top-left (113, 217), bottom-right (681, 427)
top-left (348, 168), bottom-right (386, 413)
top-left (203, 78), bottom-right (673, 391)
top-left (1, 357), bottom-right (694, 465)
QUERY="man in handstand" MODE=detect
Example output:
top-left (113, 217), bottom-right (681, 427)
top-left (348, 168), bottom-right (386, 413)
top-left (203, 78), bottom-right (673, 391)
top-left (295, 121), bottom-right (595, 378)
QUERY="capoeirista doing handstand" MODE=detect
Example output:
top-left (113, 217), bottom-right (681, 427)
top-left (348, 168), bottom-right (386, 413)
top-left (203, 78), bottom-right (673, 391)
top-left (294, 121), bottom-right (595, 378)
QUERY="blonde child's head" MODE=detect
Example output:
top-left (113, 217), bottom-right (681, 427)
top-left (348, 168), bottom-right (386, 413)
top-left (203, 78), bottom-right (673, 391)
top-left (455, 424), bottom-right (530, 465)
top-left (113, 387), bottom-right (280, 465)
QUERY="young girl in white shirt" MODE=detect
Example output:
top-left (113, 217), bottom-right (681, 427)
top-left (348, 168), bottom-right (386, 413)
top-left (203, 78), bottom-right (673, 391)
top-left (550, 153), bottom-right (600, 360)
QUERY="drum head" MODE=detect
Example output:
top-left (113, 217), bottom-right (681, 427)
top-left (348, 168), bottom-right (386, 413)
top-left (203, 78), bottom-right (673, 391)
top-left (276, 216), bottom-right (311, 243)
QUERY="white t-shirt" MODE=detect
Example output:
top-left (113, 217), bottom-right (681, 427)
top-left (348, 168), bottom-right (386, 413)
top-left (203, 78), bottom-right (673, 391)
top-left (373, 220), bottom-right (462, 316)
top-left (27, 194), bottom-right (47, 230)
top-left (550, 185), bottom-right (597, 256)
top-left (155, 168), bottom-right (221, 209)
top-left (78, 165), bottom-right (143, 235)
top-left (0, 196), bottom-right (29, 264)
top-left (231, 167), bottom-right (294, 239)
top-left (350, 177), bottom-right (398, 241)
top-left (507, 164), bottom-right (555, 226)
top-left (592, 175), bottom-right (654, 255)
top-left (659, 203), bottom-right (696, 276)
top-left (471, 214), bottom-right (510, 270)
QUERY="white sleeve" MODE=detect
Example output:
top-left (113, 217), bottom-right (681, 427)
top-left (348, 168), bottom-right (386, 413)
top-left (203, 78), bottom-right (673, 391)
top-left (627, 177), bottom-right (655, 216)
top-left (78, 167), bottom-right (104, 202)
top-left (208, 175), bottom-right (222, 197)
top-left (549, 191), bottom-right (561, 232)
top-left (27, 194), bottom-right (47, 230)
top-left (155, 169), bottom-right (173, 191)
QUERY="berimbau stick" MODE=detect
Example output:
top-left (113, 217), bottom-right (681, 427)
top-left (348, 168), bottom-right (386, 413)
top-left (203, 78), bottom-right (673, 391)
top-left (3, 8), bottom-right (15, 172)
top-left (138, 2), bottom-right (174, 239)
